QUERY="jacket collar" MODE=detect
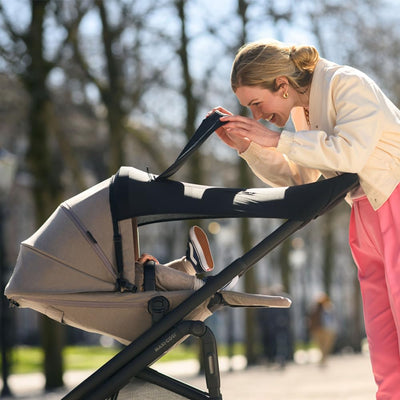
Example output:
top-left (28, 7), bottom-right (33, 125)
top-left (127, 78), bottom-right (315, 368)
top-left (291, 58), bottom-right (339, 131)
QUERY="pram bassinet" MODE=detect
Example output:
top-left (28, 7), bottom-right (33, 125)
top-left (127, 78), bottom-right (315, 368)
top-left (5, 166), bottom-right (356, 344)
top-left (5, 112), bottom-right (359, 399)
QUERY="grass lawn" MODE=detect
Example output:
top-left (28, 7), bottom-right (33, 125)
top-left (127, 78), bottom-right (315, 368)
top-left (5, 343), bottom-right (244, 375)
top-left (8, 346), bottom-right (119, 374)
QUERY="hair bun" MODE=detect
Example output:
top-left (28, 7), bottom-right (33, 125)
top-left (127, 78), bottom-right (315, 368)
top-left (289, 45), bottom-right (319, 73)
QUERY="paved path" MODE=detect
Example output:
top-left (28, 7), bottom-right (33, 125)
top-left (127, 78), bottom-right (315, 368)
top-left (1, 353), bottom-right (377, 399)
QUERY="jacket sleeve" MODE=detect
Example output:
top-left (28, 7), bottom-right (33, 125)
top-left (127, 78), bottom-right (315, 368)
top-left (277, 70), bottom-right (384, 173)
top-left (240, 142), bottom-right (321, 187)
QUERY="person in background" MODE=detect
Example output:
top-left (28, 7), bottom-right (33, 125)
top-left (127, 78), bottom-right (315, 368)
top-left (257, 284), bottom-right (293, 368)
top-left (308, 294), bottom-right (338, 367)
top-left (212, 38), bottom-right (400, 399)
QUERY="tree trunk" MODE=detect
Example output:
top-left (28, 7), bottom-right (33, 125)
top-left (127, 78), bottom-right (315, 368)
top-left (279, 238), bottom-right (292, 294)
top-left (322, 211), bottom-right (334, 296)
top-left (175, 0), bottom-right (200, 183)
top-left (97, 0), bottom-right (126, 174)
top-left (24, 0), bottom-right (64, 388)
top-left (239, 160), bottom-right (258, 365)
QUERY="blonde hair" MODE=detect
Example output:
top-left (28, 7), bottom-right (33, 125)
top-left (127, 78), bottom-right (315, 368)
top-left (231, 39), bottom-right (320, 93)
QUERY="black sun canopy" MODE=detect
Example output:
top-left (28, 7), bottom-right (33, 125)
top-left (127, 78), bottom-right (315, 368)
top-left (110, 166), bottom-right (358, 226)
top-left (110, 111), bottom-right (358, 226)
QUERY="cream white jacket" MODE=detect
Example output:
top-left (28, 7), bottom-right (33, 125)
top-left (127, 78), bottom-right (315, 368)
top-left (240, 58), bottom-right (400, 210)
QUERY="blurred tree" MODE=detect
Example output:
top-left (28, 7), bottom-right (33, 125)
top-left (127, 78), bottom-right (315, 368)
top-left (234, 0), bottom-right (260, 366)
top-left (0, 0), bottom-right (66, 389)
top-left (21, 0), bottom-right (65, 389)
top-left (321, 210), bottom-right (334, 296)
top-left (68, 0), bottom-right (170, 175)
top-left (175, 0), bottom-right (202, 183)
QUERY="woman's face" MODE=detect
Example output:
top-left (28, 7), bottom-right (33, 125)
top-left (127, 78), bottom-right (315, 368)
top-left (235, 85), bottom-right (294, 128)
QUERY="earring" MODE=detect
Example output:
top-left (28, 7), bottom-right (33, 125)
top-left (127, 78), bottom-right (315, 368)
top-left (283, 92), bottom-right (288, 99)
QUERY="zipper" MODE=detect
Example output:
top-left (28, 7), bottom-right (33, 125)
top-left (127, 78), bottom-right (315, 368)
top-left (61, 203), bottom-right (117, 280)
top-left (25, 291), bottom-right (192, 309)
top-left (38, 297), bottom-right (145, 308)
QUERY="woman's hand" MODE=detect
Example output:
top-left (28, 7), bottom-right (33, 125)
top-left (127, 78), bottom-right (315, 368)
top-left (209, 107), bottom-right (252, 153)
top-left (209, 107), bottom-right (281, 152)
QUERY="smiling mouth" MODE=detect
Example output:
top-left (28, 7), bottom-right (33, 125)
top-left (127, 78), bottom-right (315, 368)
top-left (265, 114), bottom-right (274, 122)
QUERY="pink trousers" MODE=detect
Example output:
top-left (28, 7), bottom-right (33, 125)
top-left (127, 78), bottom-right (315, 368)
top-left (349, 185), bottom-right (400, 400)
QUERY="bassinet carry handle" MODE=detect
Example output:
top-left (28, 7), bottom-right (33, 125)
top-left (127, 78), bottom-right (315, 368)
top-left (155, 111), bottom-right (228, 181)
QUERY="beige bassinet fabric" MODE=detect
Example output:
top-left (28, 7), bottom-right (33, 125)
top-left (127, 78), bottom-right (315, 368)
top-left (6, 177), bottom-right (134, 294)
top-left (9, 290), bottom-right (212, 346)
top-left (4, 177), bottom-right (209, 345)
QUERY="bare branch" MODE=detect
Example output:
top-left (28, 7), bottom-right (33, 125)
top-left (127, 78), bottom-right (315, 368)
top-left (125, 123), bottom-right (169, 172)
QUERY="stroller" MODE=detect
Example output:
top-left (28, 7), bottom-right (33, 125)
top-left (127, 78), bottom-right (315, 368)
top-left (5, 112), bottom-right (359, 399)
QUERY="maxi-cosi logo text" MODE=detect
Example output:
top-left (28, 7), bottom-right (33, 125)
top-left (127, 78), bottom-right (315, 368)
top-left (154, 332), bottom-right (177, 352)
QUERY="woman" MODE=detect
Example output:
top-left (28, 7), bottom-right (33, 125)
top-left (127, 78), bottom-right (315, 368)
top-left (213, 39), bottom-right (400, 399)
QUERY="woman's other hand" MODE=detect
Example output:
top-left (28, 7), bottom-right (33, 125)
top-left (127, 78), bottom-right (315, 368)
top-left (219, 114), bottom-right (281, 150)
